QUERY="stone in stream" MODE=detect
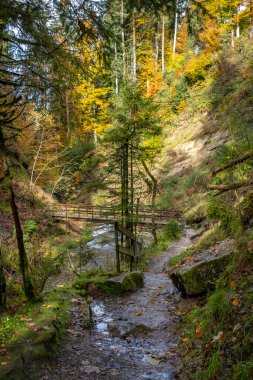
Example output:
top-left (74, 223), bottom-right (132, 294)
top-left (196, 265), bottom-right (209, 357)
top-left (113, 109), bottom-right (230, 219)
top-left (170, 240), bottom-right (235, 296)
top-left (104, 271), bottom-right (144, 293)
top-left (108, 320), bottom-right (153, 338)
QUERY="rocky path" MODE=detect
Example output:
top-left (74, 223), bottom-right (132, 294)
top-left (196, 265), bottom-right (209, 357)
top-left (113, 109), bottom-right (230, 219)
top-left (36, 227), bottom-right (195, 380)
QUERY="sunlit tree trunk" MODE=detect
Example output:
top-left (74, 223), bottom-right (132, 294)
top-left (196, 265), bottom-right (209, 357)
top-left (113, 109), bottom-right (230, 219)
top-left (155, 29), bottom-right (159, 89)
top-left (115, 42), bottom-right (119, 94)
top-left (161, 15), bottom-right (165, 74)
top-left (231, 28), bottom-right (235, 48)
top-left (121, 0), bottom-right (126, 80)
top-left (173, 0), bottom-right (178, 55)
top-left (132, 11), bottom-right (137, 83)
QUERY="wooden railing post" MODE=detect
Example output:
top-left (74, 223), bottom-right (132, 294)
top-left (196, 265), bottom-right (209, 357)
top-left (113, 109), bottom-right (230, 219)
top-left (114, 222), bottom-right (120, 273)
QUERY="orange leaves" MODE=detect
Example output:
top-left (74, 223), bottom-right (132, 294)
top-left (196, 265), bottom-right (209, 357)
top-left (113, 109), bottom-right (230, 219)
top-left (195, 326), bottom-right (203, 339)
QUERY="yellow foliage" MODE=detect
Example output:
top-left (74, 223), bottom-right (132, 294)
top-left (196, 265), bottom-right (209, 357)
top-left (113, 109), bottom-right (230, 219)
top-left (184, 52), bottom-right (213, 83)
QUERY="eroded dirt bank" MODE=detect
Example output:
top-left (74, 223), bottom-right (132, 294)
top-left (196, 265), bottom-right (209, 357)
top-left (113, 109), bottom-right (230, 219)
top-left (35, 227), bottom-right (195, 380)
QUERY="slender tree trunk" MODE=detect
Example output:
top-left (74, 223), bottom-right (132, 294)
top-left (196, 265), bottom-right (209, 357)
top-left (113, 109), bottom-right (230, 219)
top-left (130, 141), bottom-right (134, 233)
top-left (121, 0), bottom-right (126, 80)
top-left (236, 21), bottom-right (240, 38)
top-left (132, 11), bottom-right (137, 83)
top-left (231, 28), bottom-right (235, 48)
top-left (155, 30), bottom-right (159, 89)
top-left (161, 15), bottom-right (165, 74)
top-left (0, 244), bottom-right (6, 309)
top-left (173, 0), bottom-right (178, 55)
top-left (9, 184), bottom-right (35, 301)
top-left (141, 160), bottom-right (158, 244)
top-left (115, 42), bottom-right (119, 94)
top-left (30, 128), bottom-right (44, 192)
top-left (0, 126), bottom-right (35, 301)
top-left (66, 91), bottom-right (70, 143)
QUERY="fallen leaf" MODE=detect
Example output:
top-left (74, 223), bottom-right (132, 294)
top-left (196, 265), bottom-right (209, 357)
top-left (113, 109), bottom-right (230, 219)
top-left (195, 327), bottom-right (202, 339)
top-left (181, 337), bottom-right (189, 342)
top-left (135, 312), bottom-right (142, 317)
top-left (230, 281), bottom-right (236, 288)
top-left (232, 298), bottom-right (240, 306)
top-left (233, 323), bottom-right (241, 332)
top-left (212, 331), bottom-right (224, 343)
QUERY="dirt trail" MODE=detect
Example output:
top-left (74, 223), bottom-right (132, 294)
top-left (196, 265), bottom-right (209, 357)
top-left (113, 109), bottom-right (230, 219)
top-left (36, 227), bottom-right (195, 380)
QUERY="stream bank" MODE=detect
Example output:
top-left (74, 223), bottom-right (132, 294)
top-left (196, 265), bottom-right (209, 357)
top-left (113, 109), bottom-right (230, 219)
top-left (34, 226), bottom-right (196, 380)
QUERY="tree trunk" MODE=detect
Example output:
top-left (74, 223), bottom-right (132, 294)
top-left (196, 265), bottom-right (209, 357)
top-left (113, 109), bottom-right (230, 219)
top-left (141, 160), bottom-right (158, 244)
top-left (115, 42), bottom-right (119, 94)
top-left (132, 11), bottom-right (137, 83)
top-left (155, 29), bottom-right (159, 89)
top-left (231, 28), bottom-right (235, 48)
top-left (208, 179), bottom-right (253, 195)
top-left (212, 151), bottom-right (253, 176)
top-left (121, 0), bottom-right (126, 80)
top-left (0, 245), bottom-right (6, 309)
top-left (9, 183), bottom-right (35, 301)
top-left (173, 0), bottom-right (178, 55)
top-left (0, 125), bottom-right (35, 301)
top-left (161, 15), bottom-right (165, 74)
top-left (66, 91), bottom-right (70, 143)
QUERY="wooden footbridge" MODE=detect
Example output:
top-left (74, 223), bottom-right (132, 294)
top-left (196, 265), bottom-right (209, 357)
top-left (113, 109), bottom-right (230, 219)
top-left (47, 203), bottom-right (182, 272)
top-left (46, 204), bottom-right (182, 226)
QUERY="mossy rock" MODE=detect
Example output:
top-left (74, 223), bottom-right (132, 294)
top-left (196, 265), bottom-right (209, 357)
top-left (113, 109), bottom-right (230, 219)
top-left (74, 271), bottom-right (144, 295)
top-left (170, 245), bottom-right (235, 296)
top-left (104, 271), bottom-right (144, 294)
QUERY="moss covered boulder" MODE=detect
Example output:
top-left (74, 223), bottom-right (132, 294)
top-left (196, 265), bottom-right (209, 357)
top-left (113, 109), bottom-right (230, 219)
top-left (105, 271), bottom-right (144, 293)
top-left (170, 241), bottom-right (235, 296)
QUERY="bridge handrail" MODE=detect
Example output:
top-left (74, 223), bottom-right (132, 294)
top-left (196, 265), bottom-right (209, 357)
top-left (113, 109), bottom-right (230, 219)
top-left (46, 203), bottom-right (181, 218)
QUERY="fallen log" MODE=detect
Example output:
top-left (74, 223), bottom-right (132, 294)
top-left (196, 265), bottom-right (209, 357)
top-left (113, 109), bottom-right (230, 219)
top-left (208, 179), bottom-right (253, 195)
top-left (212, 151), bottom-right (253, 176)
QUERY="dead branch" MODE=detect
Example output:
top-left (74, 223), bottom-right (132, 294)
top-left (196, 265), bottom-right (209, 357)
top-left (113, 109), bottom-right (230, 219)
top-left (208, 179), bottom-right (253, 195)
top-left (212, 151), bottom-right (253, 176)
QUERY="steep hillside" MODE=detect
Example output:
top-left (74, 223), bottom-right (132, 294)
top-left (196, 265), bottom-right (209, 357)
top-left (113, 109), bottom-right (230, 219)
top-left (156, 37), bottom-right (253, 380)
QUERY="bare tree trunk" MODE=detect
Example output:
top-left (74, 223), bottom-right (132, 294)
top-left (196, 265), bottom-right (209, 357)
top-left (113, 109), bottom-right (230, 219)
top-left (132, 11), bottom-right (137, 83)
top-left (0, 244), bottom-right (6, 309)
top-left (0, 126), bottom-right (35, 301)
top-left (173, 0), bottom-right (178, 55)
top-left (121, 0), bottom-right (126, 80)
top-left (231, 28), bottom-right (235, 48)
top-left (30, 128), bottom-right (44, 192)
top-left (155, 29), bottom-right (159, 89)
top-left (66, 92), bottom-right (70, 143)
top-left (9, 184), bottom-right (35, 301)
top-left (141, 160), bottom-right (158, 244)
top-left (115, 42), bottom-right (119, 94)
top-left (161, 15), bottom-right (165, 74)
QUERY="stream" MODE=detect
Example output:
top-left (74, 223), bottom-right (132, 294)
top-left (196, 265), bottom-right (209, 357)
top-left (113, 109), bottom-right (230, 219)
top-left (37, 226), bottom-right (196, 380)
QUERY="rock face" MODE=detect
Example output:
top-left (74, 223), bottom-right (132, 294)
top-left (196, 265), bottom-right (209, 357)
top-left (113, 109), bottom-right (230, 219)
top-left (104, 271), bottom-right (144, 293)
top-left (170, 240), bottom-right (235, 296)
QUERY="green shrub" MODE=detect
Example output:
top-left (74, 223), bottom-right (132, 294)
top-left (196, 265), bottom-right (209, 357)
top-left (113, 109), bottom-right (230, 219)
top-left (207, 197), bottom-right (242, 236)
